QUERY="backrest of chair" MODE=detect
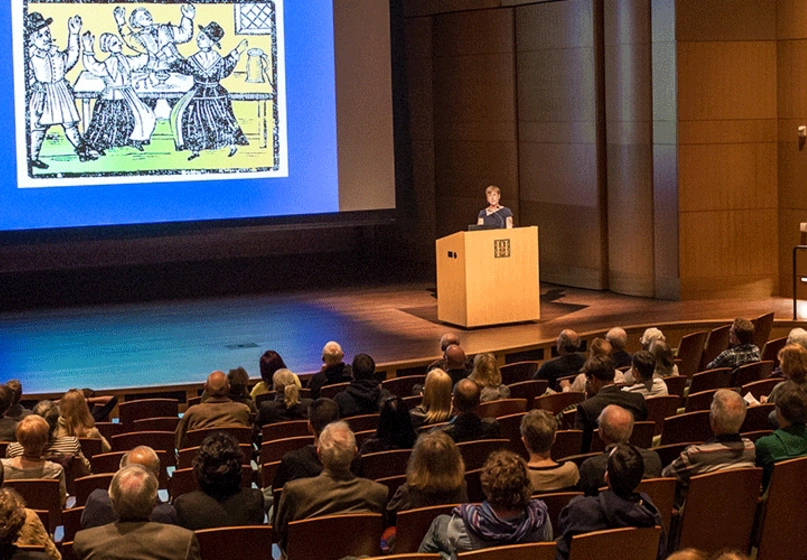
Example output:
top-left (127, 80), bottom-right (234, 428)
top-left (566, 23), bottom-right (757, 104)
top-left (551, 430), bottom-right (584, 460)
top-left (568, 526), bottom-right (661, 560)
top-left (261, 460), bottom-right (281, 489)
top-left (187, 395), bottom-right (203, 407)
top-left (365, 555), bottom-right (440, 560)
top-left (465, 469), bottom-right (484, 503)
top-left (684, 389), bottom-right (719, 413)
top-left (194, 525), bottom-right (274, 560)
top-left (740, 403), bottom-right (775, 433)
top-left (507, 380), bottom-right (548, 405)
top-left (732, 360), bottom-right (774, 387)
top-left (630, 421), bottom-right (656, 449)
top-left (375, 474), bottom-right (408, 504)
top-left (659, 411), bottom-right (711, 446)
top-left (320, 382), bottom-right (351, 399)
top-left (178, 443), bottom-right (253, 469)
top-left (346, 413), bottom-right (381, 433)
top-left (499, 361), bottom-right (540, 385)
top-left (635, 477), bottom-right (676, 535)
top-left (170, 465), bottom-right (253, 500)
top-left (4, 479), bottom-right (61, 532)
top-left (689, 368), bottom-right (732, 394)
top-left (382, 375), bottom-right (426, 398)
top-left (90, 449), bottom-right (170, 487)
top-left (110, 431), bottom-right (176, 460)
top-left (676, 331), bottom-right (708, 379)
top-left (0, 441), bottom-right (8, 457)
top-left (78, 437), bottom-right (103, 459)
top-left (259, 435), bottom-right (314, 465)
top-left (645, 396), bottom-right (684, 435)
top-left (286, 513), bottom-right (384, 560)
top-left (456, 542), bottom-right (557, 559)
top-left (254, 392), bottom-right (275, 407)
top-left (534, 491), bottom-right (583, 533)
top-left (760, 336), bottom-right (787, 366)
top-left (662, 376), bottom-right (687, 399)
top-left (701, 325), bottom-right (731, 370)
top-left (62, 506), bottom-right (84, 543)
top-left (752, 312), bottom-right (775, 350)
top-left (741, 379), bottom-right (781, 400)
top-left (476, 398), bottom-right (528, 419)
top-left (354, 429), bottom-right (376, 449)
top-left (132, 416), bottom-right (180, 432)
top-left (456, 439), bottom-right (509, 471)
top-left (262, 419), bottom-right (310, 442)
top-left (183, 425), bottom-right (254, 448)
top-left (678, 468), bottom-right (762, 553)
top-left (94, 422), bottom-right (125, 442)
top-left (496, 413), bottom-right (528, 458)
top-left (118, 398), bottom-right (179, 430)
top-left (757, 456), bottom-right (807, 560)
top-left (652, 442), bottom-right (694, 469)
top-left (740, 429), bottom-right (773, 442)
top-left (360, 448), bottom-right (413, 480)
top-left (534, 392), bottom-right (584, 415)
top-left (74, 473), bottom-right (114, 506)
top-left (394, 504), bottom-right (459, 553)
top-left (402, 395), bottom-right (423, 410)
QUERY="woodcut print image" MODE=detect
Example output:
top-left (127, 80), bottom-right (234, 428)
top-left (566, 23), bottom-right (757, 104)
top-left (14, 0), bottom-right (287, 187)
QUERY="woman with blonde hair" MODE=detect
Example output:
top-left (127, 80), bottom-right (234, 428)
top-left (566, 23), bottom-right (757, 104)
top-left (255, 368), bottom-right (312, 426)
top-left (763, 344), bottom-right (807, 404)
top-left (410, 369), bottom-right (453, 429)
top-left (470, 353), bottom-right (510, 402)
top-left (55, 389), bottom-right (111, 452)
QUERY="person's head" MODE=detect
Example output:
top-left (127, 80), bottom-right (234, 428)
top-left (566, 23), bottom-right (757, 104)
top-left (32, 400), bottom-right (59, 437)
top-left (307, 398), bottom-right (340, 438)
top-left (588, 337), bottom-right (612, 358)
top-left (439, 333), bottom-right (460, 352)
top-left (259, 350), bottom-right (287, 385)
top-left (480, 450), bottom-right (532, 510)
top-left (485, 185), bottom-right (501, 206)
top-left (322, 341), bottom-right (345, 366)
top-left (351, 353), bottom-right (376, 380)
top-left (778, 344), bottom-right (807, 382)
top-left (16, 414), bottom-right (49, 457)
top-left (631, 350), bottom-right (656, 382)
top-left (452, 378), bottom-right (481, 414)
top-left (119, 446), bottom-right (161, 477)
top-left (0, 488), bottom-right (28, 549)
top-left (471, 353), bottom-right (501, 388)
top-left (376, 396), bottom-right (417, 449)
top-left (99, 32), bottom-right (122, 53)
top-left (109, 465), bottom-right (158, 522)
top-left (774, 382), bottom-right (807, 428)
top-left (520, 409), bottom-right (558, 456)
top-left (0, 385), bottom-right (12, 416)
top-left (317, 421), bottom-right (356, 471)
top-left (557, 329), bottom-right (581, 355)
top-left (273, 368), bottom-right (301, 408)
top-left (665, 550), bottom-right (709, 560)
top-left (129, 7), bottom-right (153, 29)
top-left (606, 327), bottom-right (627, 352)
top-left (227, 367), bottom-right (250, 399)
top-left (196, 22), bottom-right (223, 49)
top-left (730, 318), bottom-right (755, 346)
top-left (193, 433), bottom-right (244, 495)
top-left (205, 370), bottom-right (229, 397)
top-left (5, 380), bottom-right (22, 407)
top-left (58, 388), bottom-right (96, 435)
top-left (445, 345), bottom-right (466, 370)
top-left (650, 339), bottom-right (675, 376)
top-left (406, 431), bottom-right (465, 493)
top-left (709, 551), bottom-right (751, 560)
top-left (710, 389), bottom-right (746, 435)
top-left (640, 327), bottom-right (665, 350)
top-left (583, 355), bottom-right (616, 394)
top-left (26, 13), bottom-right (52, 50)
top-left (786, 327), bottom-right (807, 350)
top-left (597, 405), bottom-right (634, 445)
top-left (604, 443), bottom-right (644, 497)
top-left (422, 368), bottom-right (453, 423)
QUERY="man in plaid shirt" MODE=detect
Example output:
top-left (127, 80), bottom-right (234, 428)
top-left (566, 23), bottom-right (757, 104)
top-left (706, 318), bottom-right (761, 370)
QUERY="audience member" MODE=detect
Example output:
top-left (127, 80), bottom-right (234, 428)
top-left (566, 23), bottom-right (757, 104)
top-left (563, 337), bottom-right (624, 393)
top-left (333, 353), bottom-right (389, 418)
top-left (709, 551), bottom-right (750, 560)
top-left (606, 327), bottom-right (632, 369)
top-left (419, 450), bottom-right (551, 555)
top-left (651, 340), bottom-right (679, 378)
top-left (427, 333), bottom-right (461, 372)
top-left (762, 344), bottom-right (807, 405)
top-left (81, 446), bottom-right (177, 529)
top-left (578, 405), bottom-right (661, 496)
top-left (274, 421), bottom-right (387, 554)
top-left (665, 550), bottom-right (708, 560)
top-left (555, 444), bottom-right (665, 560)
top-left (640, 327), bottom-right (666, 350)
top-left (755, 382), bottom-right (807, 489)
top-left (0, 385), bottom-right (19, 441)
top-left (469, 353), bottom-right (510, 402)
top-left (575, 356), bottom-right (647, 452)
top-left (4, 381), bottom-right (31, 421)
top-left (444, 345), bottom-right (471, 386)
top-left (173, 433), bottom-right (264, 530)
top-left (520, 409), bottom-right (580, 492)
top-left (250, 350), bottom-right (288, 399)
top-left (201, 367), bottom-right (257, 415)
top-left (441, 379), bottom-right (501, 443)
top-left (706, 318), bottom-right (761, 370)
top-left (534, 330), bottom-right (586, 388)
top-left (54, 389), bottom-right (111, 452)
top-left (73, 465), bottom-right (201, 560)
top-left (769, 328), bottom-right (807, 378)
top-left (386, 431), bottom-right (467, 525)
top-left (359, 396), bottom-right (417, 454)
top-left (0, 488), bottom-right (50, 560)
top-left (0, 466), bottom-right (60, 560)
top-left (308, 341), bottom-right (352, 399)
top-left (1, 415), bottom-right (67, 506)
top-left (175, 371), bottom-right (252, 449)
top-left (623, 351), bottom-right (668, 397)
top-left (256, 368), bottom-right (313, 426)
top-left (409, 368), bottom-right (452, 429)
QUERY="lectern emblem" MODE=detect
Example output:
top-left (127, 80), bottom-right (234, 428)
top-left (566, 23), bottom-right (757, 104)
top-left (494, 239), bottom-right (510, 258)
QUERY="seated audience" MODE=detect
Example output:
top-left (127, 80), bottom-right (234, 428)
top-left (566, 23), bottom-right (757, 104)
top-left (274, 421), bottom-right (388, 554)
top-left (359, 396), bottom-right (417, 454)
top-left (250, 350), bottom-right (288, 399)
top-left (575, 356), bottom-right (647, 453)
top-left (256, 368), bottom-right (312, 426)
top-left (0, 466), bottom-right (60, 560)
top-left (308, 341), bottom-right (352, 399)
top-left (175, 370), bottom-right (252, 449)
top-left (768, 328), bottom-right (807, 378)
top-left (640, 327), bottom-right (666, 351)
top-left (386, 431), bottom-right (467, 525)
top-left (706, 318), bottom-right (761, 370)
top-left (54, 389), bottom-right (111, 452)
top-left (0, 488), bottom-right (50, 560)
top-left (201, 367), bottom-right (257, 415)
top-left (578, 405), bottom-right (661, 496)
top-left (444, 345), bottom-right (471, 386)
top-left (534, 329), bottom-right (586, 388)
top-left (555, 444), bottom-right (665, 560)
top-left (173, 433), bottom-right (264, 530)
top-left (520, 409), bottom-right (579, 492)
top-left (428, 333), bottom-right (472, 372)
top-left (623, 351), bottom-right (668, 397)
top-left (606, 327), bottom-right (632, 369)
top-left (1, 415), bottom-right (67, 506)
top-left (563, 337), bottom-right (625, 393)
top-left (419, 450), bottom-right (552, 555)
top-left (409, 368), bottom-right (453, 429)
top-left (4, 380), bottom-right (31, 421)
top-left (74, 465), bottom-right (201, 560)
top-left (0, 385), bottom-right (19, 441)
top-left (762, 344), bottom-right (807, 405)
top-left (650, 340), bottom-right (679, 378)
top-left (441, 378), bottom-right (501, 443)
top-left (755, 382), bottom-right (807, 489)
top-left (333, 353), bottom-right (389, 418)
top-left (469, 353), bottom-right (510, 402)
top-left (81, 446), bottom-right (177, 529)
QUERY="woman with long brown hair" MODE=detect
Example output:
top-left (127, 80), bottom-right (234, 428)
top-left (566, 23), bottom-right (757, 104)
top-left (54, 389), bottom-right (111, 452)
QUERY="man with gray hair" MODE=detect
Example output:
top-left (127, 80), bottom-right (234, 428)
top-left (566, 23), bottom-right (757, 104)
top-left (74, 465), bottom-right (200, 559)
top-left (81, 446), bottom-right (177, 529)
top-left (534, 329), bottom-right (587, 388)
top-left (308, 341), bottom-right (352, 399)
top-left (274, 421), bottom-right (387, 554)
top-left (606, 327), bottom-right (632, 369)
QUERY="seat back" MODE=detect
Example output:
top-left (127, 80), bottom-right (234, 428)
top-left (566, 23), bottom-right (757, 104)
top-left (110, 431), bottom-right (176, 466)
top-left (90, 450), bottom-right (170, 487)
top-left (195, 525), bottom-right (274, 560)
top-left (375, 474), bottom-right (408, 505)
top-left (183, 425), bottom-right (254, 448)
top-left (760, 336), bottom-right (787, 367)
top-left (496, 413), bottom-right (528, 458)
top-left (652, 442), bottom-right (695, 469)
top-left (178, 443), bottom-right (253, 469)
top-left (751, 312), bottom-right (775, 350)
top-left (346, 413), bottom-right (381, 433)
top-left (533, 392), bottom-right (584, 415)
top-left (732, 361), bottom-right (774, 387)
top-left (4, 479), bottom-right (61, 532)
top-left (259, 435), bottom-right (314, 465)
top-left (740, 403), bottom-right (775, 433)
top-left (456, 439), bottom-right (509, 471)
top-left (170, 465), bottom-right (253, 500)
top-left (187, 395), bottom-right (203, 408)
top-left (118, 398), bottom-right (179, 431)
top-left (476, 398), bottom-right (528, 419)
top-left (464, 469), bottom-right (484, 503)
top-left (684, 389), bottom-right (719, 413)
top-left (360, 448), bottom-right (413, 480)
top-left (286, 513), bottom-right (385, 560)
top-left (94, 422), bottom-right (125, 442)
top-left (590, 421), bottom-right (655, 452)
top-left (741, 379), bottom-right (781, 401)
top-left (676, 331), bottom-right (708, 379)
top-left (660, 411), bottom-right (711, 445)
top-left (569, 526), bottom-right (661, 560)
top-left (635, 477), bottom-right (676, 535)
top-left (261, 460), bottom-right (281, 489)
top-left (533, 491), bottom-right (583, 533)
top-left (132, 416), bottom-right (180, 432)
top-left (456, 542), bottom-right (556, 559)
top-left (394, 503), bottom-right (459, 553)
top-left (74, 473), bottom-right (114, 506)
top-left (645, 396), bottom-right (683, 435)
top-left (757, 456), bottom-right (807, 560)
top-left (689, 368), bottom-right (732, 394)
top-left (701, 325), bottom-right (731, 370)
top-left (499, 361), bottom-right (540, 385)
top-left (262, 419), bottom-right (310, 441)
top-left (551, 430), bottom-right (584, 460)
top-left (319, 382), bottom-right (350, 399)
top-left (507, 380), bottom-right (548, 405)
top-left (381, 375), bottom-right (426, 398)
top-left (662, 376), bottom-right (687, 399)
top-left (78, 437), bottom-right (103, 459)
top-left (62, 506), bottom-right (84, 543)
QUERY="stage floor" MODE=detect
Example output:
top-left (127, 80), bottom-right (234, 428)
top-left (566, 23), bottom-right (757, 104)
top-left (0, 282), bottom-right (797, 395)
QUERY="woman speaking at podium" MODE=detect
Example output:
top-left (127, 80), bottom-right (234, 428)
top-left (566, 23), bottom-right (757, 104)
top-left (477, 185), bottom-right (513, 228)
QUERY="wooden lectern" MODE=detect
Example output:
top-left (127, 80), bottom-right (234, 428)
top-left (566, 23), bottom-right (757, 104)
top-left (435, 226), bottom-right (540, 328)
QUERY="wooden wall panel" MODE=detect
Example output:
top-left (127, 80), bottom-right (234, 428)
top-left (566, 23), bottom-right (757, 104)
top-left (778, 0), bottom-right (807, 39)
top-left (675, 0), bottom-right (776, 42)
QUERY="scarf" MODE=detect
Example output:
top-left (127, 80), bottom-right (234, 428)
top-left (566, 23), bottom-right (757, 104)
top-left (456, 500), bottom-right (547, 544)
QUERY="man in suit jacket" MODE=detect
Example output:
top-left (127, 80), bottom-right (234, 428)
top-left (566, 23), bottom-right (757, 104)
top-left (441, 378), bottom-right (501, 443)
top-left (74, 465), bottom-right (200, 560)
top-left (274, 421), bottom-right (388, 554)
top-left (575, 355), bottom-right (647, 453)
top-left (175, 370), bottom-right (252, 449)
top-left (533, 329), bottom-right (587, 389)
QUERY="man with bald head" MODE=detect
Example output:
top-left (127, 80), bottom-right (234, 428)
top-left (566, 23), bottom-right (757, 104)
top-left (444, 345), bottom-right (471, 386)
top-left (441, 378), bottom-right (501, 443)
top-left (577, 405), bottom-right (661, 495)
top-left (533, 329), bottom-right (587, 388)
top-left (81, 446), bottom-right (178, 528)
top-left (175, 371), bottom-right (252, 448)
top-left (308, 341), bottom-right (353, 399)
top-left (606, 327), bottom-right (632, 369)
